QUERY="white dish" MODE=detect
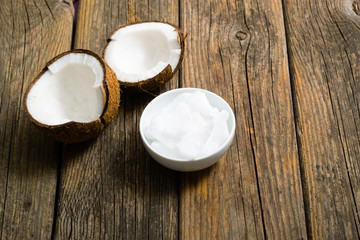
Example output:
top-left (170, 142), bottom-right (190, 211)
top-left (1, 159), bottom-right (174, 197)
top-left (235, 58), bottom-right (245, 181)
top-left (139, 88), bottom-right (236, 172)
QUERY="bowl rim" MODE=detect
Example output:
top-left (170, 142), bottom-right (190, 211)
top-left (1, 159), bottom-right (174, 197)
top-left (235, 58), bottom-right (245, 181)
top-left (139, 87), bottom-right (236, 163)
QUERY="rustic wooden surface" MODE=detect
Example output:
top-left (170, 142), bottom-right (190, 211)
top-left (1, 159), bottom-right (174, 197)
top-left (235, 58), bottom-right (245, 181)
top-left (0, 1), bottom-right (73, 239)
top-left (283, 0), bottom-right (360, 238)
top-left (179, 0), bottom-right (306, 239)
top-left (53, 1), bottom-right (179, 239)
top-left (0, 0), bottom-right (359, 239)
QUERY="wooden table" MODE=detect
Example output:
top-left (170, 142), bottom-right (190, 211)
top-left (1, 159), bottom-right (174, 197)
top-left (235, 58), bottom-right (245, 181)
top-left (1, 0), bottom-right (360, 239)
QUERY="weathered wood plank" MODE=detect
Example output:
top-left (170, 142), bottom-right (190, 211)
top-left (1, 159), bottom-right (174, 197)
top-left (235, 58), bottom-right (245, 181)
top-left (283, 0), bottom-right (360, 238)
top-left (53, 1), bottom-right (180, 239)
top-left (0, 0), bottom-right (73, 239)
top-left (179, 0), bottom-right (307, 239)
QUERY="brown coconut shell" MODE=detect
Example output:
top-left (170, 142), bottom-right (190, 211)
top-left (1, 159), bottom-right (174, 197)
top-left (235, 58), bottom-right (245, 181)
top-left (24, 49), bottom-right (120, 143)
top-left (103, 21), bottom-right (185, 92)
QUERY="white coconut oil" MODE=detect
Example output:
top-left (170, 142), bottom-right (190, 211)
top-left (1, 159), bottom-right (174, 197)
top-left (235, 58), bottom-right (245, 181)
top-left (143, 91), bottom-right (230, 160)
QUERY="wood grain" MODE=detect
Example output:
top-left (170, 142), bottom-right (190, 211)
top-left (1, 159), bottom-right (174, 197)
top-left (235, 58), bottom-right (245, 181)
top-left (2, 0), bottom-right (360, 238)
top-left (0, 0), bottom-right (73, 239)
top-left (283, 0), bottom-right (360, 238)
top-left (179, 0), bottom-right (307, 239)
top-left (53, 1), bottom-right (180, 239)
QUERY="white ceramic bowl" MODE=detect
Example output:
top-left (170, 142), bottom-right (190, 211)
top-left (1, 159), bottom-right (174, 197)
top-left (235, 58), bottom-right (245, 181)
top-left (139, 88), bottom-right (236, 172)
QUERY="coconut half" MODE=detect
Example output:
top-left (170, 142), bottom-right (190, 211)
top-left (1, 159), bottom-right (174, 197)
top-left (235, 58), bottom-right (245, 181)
top-left (103, 22), bottom-right (185, 91)
top-left (24, 49), bottom-right (120, 143)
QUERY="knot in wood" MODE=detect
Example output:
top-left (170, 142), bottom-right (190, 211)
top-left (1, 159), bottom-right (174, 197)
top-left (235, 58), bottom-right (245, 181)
top-left (236, 31), bottom-right (247, 40)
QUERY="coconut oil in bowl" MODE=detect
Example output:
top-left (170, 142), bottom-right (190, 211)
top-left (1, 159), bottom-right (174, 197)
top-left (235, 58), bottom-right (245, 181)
top-left (140, 88), bottom-right (236, 171)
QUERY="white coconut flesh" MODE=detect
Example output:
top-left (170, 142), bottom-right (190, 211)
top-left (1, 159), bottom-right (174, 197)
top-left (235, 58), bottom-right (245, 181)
top-left (26, 53), bottom-right (105, 126)
top-left (104, 22), bottom-right (182, 83)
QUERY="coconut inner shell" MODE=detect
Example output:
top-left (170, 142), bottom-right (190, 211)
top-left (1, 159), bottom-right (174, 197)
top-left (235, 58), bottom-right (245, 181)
top-left (104, 22), bottom-right (184, 90)
top-left (26, 53), bottom-right (105, 125)
top-left (24, 49), bottom-right (120, 143)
